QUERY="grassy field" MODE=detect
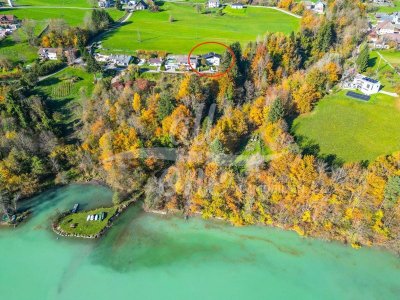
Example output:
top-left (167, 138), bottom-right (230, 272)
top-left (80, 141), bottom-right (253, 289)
top-left (292, 91), bottom-right (400, 163)
top-left (0, 39), bottom-right (38, 64)
top-left (13, 0), bottom-right (93, 7)
top-left (376, 0), bottom-right (400, 13)
top-left (366, 51), bottom-right (400, 93)
top-left (58, 206), bottom-right (117, 236)
top-left (100, 3), bottom-right (300, 54)
top-left (37, 67), bottom-right (95, 137)
top-left (3, 7), bottom-right (124, 26)
top-left (376, 49), bottom-right (400, 68)
top-left (0, 7), bottom-right (124, 64)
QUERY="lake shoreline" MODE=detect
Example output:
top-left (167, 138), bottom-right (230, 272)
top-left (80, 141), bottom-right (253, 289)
top-left (144, 207), bottom-right (400, 256)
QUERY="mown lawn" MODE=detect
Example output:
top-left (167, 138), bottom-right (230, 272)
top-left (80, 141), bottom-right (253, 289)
top-left (14, 0), bottom-right (93, 7)
top-left (376, 0), bottom-right (400, 13)
top-left (376, 49), bottom-right (400, 68)
top-left (292, 91), bottom-right (400, 163)
top-left (0, 39), bottom-right (38, 64)
top-left (100, 3), bottom-right (300, 54)
top-left (4, 7), bottom-right (124, 26)
top-left (58, 206), bottom-right (117, 236)
top-left (366, 51), bottom-right (400, 93)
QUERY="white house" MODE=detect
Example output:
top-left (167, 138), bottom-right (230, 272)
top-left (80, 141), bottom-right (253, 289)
top-left (376, 21), bottom-right (400, 35)
top-left (231, 3), bottom-right (244, 9)
top-left (148, 57), bottom-right (163, 67)
top-left (302, 1), bottom-right (315, 10)
top-left (207, 0), bottom-right (220, 8)
top-left (165, 55), bottom-right (198, 71)
top-left (314, 1), bottom-right (325, 14)
top-left (127, 0), bottom-right (148, 10)
top-left (94, 53), bottom-right (110, 62)
top-left (38, 48), bottom-right (58, 60)
top-left (98, 0), bottom-right (111, 8)
top-left (201, 52), bottom-right (221, 66)
top-left (352, 74), bottom-right (381, 95)
top-left (109, 54), bottom-right (132, 67)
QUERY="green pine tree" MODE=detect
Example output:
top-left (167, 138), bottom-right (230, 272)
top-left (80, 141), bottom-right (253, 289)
top-left (356, 45), bottom-right (369, 73)
top-left (268, 98), bottom-right (285, 123)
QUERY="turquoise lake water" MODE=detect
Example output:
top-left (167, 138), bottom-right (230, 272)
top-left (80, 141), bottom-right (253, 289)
top-left (0, 184), bottom-right (399, 300)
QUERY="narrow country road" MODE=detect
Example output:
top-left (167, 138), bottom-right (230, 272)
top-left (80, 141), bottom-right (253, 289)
top-left (38, 65), bottom-right (68, 82)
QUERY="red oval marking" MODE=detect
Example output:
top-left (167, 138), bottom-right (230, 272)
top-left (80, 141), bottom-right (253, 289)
top-left (187, 41), bottom-right (236, 78)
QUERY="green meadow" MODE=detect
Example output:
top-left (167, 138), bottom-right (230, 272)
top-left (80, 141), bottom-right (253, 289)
top-left (58, 206), bottom-right (117, 236)
top-left (13, 0), bottom-right (93, 7)
top-left (100, 3), bottom-right (300, 54)
top-left (4, 8), bottom-right (124, 26)
top-left (292, 91), bottom-right (400, 163)
top-left (376, 49), bottom-right (400, 68)
top-left (376, 0), bottom-right (400, 13)
top-left (36, 66), bottom-right (95, 137)
top-left (366, 51), bottom-right (400, 93)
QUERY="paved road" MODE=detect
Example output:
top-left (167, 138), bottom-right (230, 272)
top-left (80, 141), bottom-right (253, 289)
top-left (379, 90), bottom-right (399, 97)
top-left (38, 65), bottom-right (68, 82)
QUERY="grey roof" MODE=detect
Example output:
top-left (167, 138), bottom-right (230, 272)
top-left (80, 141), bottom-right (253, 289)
top-left (110, 54), bottom-right (132, 64)
top-left (201, 52), bottom-right (221, 59)
top-left (363, 77), bottom-right (379, 84)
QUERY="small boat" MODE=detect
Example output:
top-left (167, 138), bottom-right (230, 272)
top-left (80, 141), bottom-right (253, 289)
top-left (94, 215), bottom-right (99, 221)
top-left (71, 204), bottom-right (79, 213)
top-left (90, 215), bottom-right (94, 221)
top-left (86, 215), bottom-right (90, 221)
top-left (100, 212), bottom-right (105, 221)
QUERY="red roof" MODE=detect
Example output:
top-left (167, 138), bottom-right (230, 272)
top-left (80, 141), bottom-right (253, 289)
top-left (0, 15), bottom-right (17, 22)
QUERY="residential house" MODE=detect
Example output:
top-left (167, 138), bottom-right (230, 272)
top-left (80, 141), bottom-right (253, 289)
top-left (127, 0), bottom-right (148, 10)
top-left (314, 1), bottom-right (325, 14)
top-left (38, 48), bottom-right (59, 60)
top-left (109, 54), bottom-right (132, 67)
top-left (207, 0), bottom-right (220, 8)
top-left (376, 12), bottom-right (400, 25)
top-left (165, 55), bottom-right (198, 71)
top-left (302, 1), bottom-right (315, 10)
top-left (376, 21), bottom-right (400, 35)
top-left (351, 74), bottom-right (381, 95)
top-left (98, 0), bottom-right (111, 8)
top-left (230, 3), bottom-right (244, 9)
top-left (94, 53), bottom-right (110, 62)
top-left (148, 57), bottom-right (163, 67)
top-left (0, 15), bottom-right (18, 26)
top-left (201, 52), bottom-right (221, 66)
top-left (372, 0), bottom-right (392, 6)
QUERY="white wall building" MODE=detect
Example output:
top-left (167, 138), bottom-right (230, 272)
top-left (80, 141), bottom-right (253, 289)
top-left (38, 48), bottom-right (58, 60)
top-left (231, 3), bottom-right (244, 9)
top-left (314, 1), bottom-right (325, 14)
top-left (352, 74), bottom-right (381, 95)
top-left (207, 0), bottom-right (220, 8)
top-left (201, 52), bottom-right (221, 66)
